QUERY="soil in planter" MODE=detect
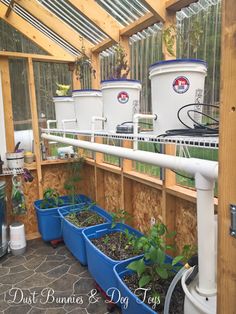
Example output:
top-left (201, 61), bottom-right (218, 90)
top-left (65, 210), bottom-right (106, 227)
top-left (91, 232), bottom-right (141, 260)
top-left (123, 273), bottom-right (184, 313)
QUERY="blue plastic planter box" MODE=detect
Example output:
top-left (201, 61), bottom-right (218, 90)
top-left (82, 223), bottom-right (143, 293)
top-left (34, 194), bottom-right (91, 242)
top-left (113, 255), bottom-right (174, 313)
top-left (58, 205), bottom-right (112, 265)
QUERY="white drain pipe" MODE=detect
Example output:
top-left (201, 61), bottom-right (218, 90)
top-left (47, 120), bottom-right (57, 132)
top-left (62, 119), bottom-right (77, 137)
top-left (133, 113), bottom-right (157, 150)
top-left (91, 116), bottom-right (107, 142)
top-left (41, 132), bottom-right (218, 298)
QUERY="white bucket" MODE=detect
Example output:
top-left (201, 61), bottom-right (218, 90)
top-left (6, 151), bottom-right (24, 169)
top-left (101, 79), bottom-right (141, 132)
top-left (53, 96), bottom-right (76, 129)
top-left (10, 222), bottom-right (26, 255)
top-left (73, 89), bottom-right (103, 131)
top-left (149, 59), bottom-right (207, 135)
top-left (182, 269), bottom-right (216, 314)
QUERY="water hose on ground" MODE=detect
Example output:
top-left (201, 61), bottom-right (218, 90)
top-left (164, 256), bottom-right (198, 314)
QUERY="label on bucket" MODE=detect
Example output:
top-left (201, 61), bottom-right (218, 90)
top-left (117, 91), bottom-right (129, 104)
top-left (173, 76), bottom-right (190, 94)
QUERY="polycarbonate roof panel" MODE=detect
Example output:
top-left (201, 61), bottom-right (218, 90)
top-left (176, 0), bottom-right (221, 20)
top-left (95, 0), bottom-right (149, 26)
top-left (38, 0), bottom-right (108, 44)
top-left (0, 0), bottom-right (81, 56)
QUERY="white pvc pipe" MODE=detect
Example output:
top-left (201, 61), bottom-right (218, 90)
top-left (133, 113), bottom-right (157, 150)
top-left (41, 133), bottom-right (218, 180)
top-left (41, 132), bottom-right (218, 296)
top-left (47, 120), bottom-right (57, 133)
top-left (62, 119), bottom-right (77, 137)
top-left (195, 173), bottom-right (216, 296)
top-left (91, 116), bottom-right (107, 142)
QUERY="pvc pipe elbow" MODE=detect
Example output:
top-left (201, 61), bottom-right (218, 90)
top-left (47, 120), bottom-right (57, 130)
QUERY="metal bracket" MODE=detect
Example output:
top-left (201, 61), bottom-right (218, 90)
top-left (230, 204), bottom-right (236, 238)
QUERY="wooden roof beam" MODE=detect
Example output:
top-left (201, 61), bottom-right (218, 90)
top-left (92, 11), bottom-right (162, 53)
top-left (120, 12), bottom-right (159, 37)
top-left (0, 2), bottom-right (74, 61)
top-left (5, 0), bottom-right (15, 18)
top-left (166, 0), bottom-right (198, 12)
top-left (92, 38), bottom-right (115, 54)
top-left (141, 0), bottom-right (166, 22)
top-left (0, 51), bottom-right (74, 62)
top-left (16, 0), bottom-right (94, 55)
top-left (67, 0), bottom-right (121, 42)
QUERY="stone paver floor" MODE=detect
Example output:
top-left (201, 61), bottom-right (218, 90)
top-left (0, 239), bottom-right (121, 314)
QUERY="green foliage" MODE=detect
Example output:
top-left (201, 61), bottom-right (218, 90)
top-left (109, 43), bottom-right (130, 79)
top-left (127, 223), bottom-right (184, 296)
top-left (40, 188), bottom-right (63, 209)
top-left (75, 38), bottom-right (96, 83)
top-left (11, 176), bottom-right (27, 215)
top-left (163, 25), bottom-right (176, 57)
top-left (64, 159), bottom-right (84, 205)
top-left (111, 208), bottom-right (132, 228)
top-left (55, 83), bottom-right (70, 96)
top-left (163, 21), bottom-right (203, 58)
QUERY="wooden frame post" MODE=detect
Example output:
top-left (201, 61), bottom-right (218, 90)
top-left (0, 57), bottom-right (15, 152)
top-left (27, 58), bottom-right (43, 198)
top-left (217, 0), bottom-right (236, 311)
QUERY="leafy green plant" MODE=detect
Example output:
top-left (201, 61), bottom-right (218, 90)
top-left (163, 21), bottom-right (203, 58)
top-left (109, 43), bottom-right (130, 79)
top-left (75, 38), bottom-right (96, 84)
top-left (65, 202), bottom-right (106, 227)
top-left (64, 159), bottom-right (84, 205)
top-left (111, 208), bottom-right (132, 228)
top-left (11, 175), bottom-right (27, 215)
top-left (55, 83), bottom-right (70, 96)
top-left (127, 223), bottom-right (183, 295)
top-left (40, 188), bottom-right (64, 209)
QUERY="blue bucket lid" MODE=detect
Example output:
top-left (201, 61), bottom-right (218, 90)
top-left (72, 89), bottom-right (101, 92)
top-left (149, 59), bottom-right (207, 71)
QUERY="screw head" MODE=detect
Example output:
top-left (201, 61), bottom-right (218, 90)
top-left (230, 229), bottom-right (236, 238)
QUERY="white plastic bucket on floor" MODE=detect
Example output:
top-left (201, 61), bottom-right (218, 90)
top-left (53, 96), bottom-right (76, 129)
top-left (10, 222), bottom-right (26, 255)
top-left (182, 269), bottom-right (216, 314)
top-left (149, 59), bottom-right (207, 135)
top-left (6, 151), bottom-right (24, 169)
top-left (72, 89), bottom-right (103, 131)
top-left (101, 79), bottom-right (141, 132)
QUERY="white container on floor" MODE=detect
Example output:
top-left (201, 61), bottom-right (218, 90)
top-left (10, 222), bottom-right (26, 255)
top-left (101, 79), bottom-right (141, 133)
top-left (149, 59), bottom-right (207, 135)
top-left (53, 96), bottom-right (76, 129)
top-left (73, 89), bottom-right (103, 131)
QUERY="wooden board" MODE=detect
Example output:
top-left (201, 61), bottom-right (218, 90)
top-left (132, 181), bottom-right (162, 233)
top-left (42, 162), bottom-right (95, 201)
top-left (217, 0), bottom-right (236, 311)
top-left (104, 171), bottom-right (122, 212)
top-left (175, 198), bottom-right (197, 254)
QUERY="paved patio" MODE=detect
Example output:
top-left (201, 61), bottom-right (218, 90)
top-left (0, 239), bottom-right (121, 314)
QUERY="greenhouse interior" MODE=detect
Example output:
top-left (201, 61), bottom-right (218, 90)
top-left (0, 0), bottom-right (235, 313)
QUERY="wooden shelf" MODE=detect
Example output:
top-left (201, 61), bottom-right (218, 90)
top-left (96, 162), bottom-right (122, 174)
top-left (124, 170), bottom-right (163, 189)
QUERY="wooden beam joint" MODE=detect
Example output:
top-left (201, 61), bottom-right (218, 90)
top-left (5, 0), bottom-right (15, 18)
